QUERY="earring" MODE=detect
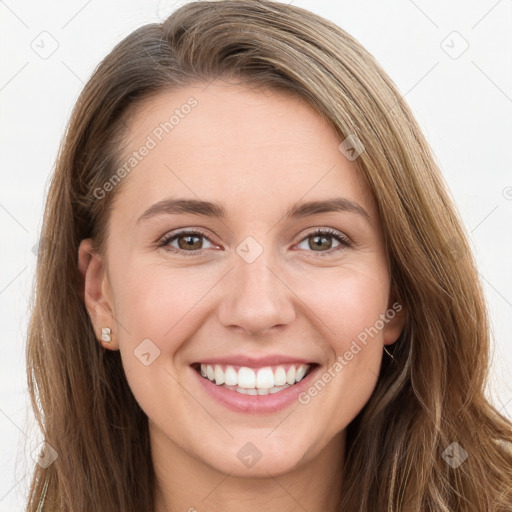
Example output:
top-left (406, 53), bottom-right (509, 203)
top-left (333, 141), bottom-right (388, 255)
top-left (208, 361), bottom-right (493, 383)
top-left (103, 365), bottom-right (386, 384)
top-left (383, 345), bottom-right (395, 360)
top-left (100, 327), bottom-right (111, 343)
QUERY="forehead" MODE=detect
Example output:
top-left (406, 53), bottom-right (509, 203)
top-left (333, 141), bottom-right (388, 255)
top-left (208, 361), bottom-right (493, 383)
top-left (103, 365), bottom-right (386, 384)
top-left (112, 81), bottom-right (376, 223)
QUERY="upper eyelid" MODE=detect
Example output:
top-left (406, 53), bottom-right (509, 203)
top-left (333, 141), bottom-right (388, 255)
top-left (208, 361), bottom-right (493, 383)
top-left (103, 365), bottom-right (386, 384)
top-left (160, 229), bottom-right (216, 245)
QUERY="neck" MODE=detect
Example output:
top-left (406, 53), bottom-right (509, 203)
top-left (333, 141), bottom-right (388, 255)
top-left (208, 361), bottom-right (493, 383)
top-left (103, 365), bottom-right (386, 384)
top-left (151, 425), bottom-right (345, 512)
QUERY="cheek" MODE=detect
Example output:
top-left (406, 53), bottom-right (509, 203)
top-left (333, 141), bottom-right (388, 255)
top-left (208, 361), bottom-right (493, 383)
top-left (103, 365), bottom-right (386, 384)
top-left (108, 262), bottom-right (213, 407)
top-left (302, 265), bottom-right (390, 351)
top-left (293, 267), bottom-right (388, 423)
top-left (112, 261), bottom-right (214, 341)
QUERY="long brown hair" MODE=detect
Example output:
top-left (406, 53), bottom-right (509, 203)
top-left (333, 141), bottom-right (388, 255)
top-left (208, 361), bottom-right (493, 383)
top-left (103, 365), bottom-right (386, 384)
top-left (26, 1), bottom-right (512, 510)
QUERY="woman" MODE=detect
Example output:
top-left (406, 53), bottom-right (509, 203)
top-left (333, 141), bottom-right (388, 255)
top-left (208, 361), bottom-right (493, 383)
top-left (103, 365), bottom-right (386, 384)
top-left (26, 1), bottom-right (512, 510)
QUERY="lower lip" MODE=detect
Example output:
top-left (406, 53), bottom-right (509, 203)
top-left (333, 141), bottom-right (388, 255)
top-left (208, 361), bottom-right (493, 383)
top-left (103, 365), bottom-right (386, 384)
top-left (191, 365), bottom-right (320, 414)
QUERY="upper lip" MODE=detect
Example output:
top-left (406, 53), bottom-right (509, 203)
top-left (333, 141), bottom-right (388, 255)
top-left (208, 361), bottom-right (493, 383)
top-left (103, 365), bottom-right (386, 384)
top-left (192, 354), bottom-right (315, 367)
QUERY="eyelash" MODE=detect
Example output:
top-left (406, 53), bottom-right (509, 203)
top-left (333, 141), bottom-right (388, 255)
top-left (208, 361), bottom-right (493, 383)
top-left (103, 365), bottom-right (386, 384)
top-left (158, 228), bottom-right (352, 257)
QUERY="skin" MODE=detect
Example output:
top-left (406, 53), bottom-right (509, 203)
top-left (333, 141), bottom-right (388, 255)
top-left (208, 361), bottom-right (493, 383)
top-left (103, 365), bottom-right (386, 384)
top-left (79, 79), bottom-right (406, 512)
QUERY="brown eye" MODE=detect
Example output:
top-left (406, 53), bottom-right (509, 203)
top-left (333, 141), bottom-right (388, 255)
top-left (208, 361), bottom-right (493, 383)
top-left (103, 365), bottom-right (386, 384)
top-left (160, 230), bottom-right (215, 253)
top-left (296, 228), bottom-right (351, 254)
top-left (307, 233), bottom-right (333, 251)
top-left (177, 233), bottom-right (203, 250)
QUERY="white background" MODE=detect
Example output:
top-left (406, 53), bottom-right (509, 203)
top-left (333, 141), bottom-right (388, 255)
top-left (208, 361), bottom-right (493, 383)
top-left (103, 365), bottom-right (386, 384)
top-left (1, 0), bottom-right (511, 510)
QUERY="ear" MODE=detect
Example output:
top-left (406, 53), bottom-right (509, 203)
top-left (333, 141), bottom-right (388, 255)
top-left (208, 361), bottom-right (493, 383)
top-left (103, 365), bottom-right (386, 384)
top-left (382, 285), bottom-right (406, 347)
top-left (78, 239), bottom-right (119, 350)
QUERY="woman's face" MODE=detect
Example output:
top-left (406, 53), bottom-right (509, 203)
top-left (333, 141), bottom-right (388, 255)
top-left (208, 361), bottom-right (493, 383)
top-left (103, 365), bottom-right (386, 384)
top-left (80, 80), bottom-right (405, 478)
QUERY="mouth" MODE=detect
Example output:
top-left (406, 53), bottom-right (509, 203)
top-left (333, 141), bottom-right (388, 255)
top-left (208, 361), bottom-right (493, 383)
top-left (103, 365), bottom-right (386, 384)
top-left (191, 362), bottom-right (318, 396)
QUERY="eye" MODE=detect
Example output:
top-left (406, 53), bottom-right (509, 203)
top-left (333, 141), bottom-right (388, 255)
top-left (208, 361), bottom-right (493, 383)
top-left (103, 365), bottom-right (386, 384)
top-left (295, 228), bottom-right (351, 255)
top-left (158, 228), bottom-right (351, 256)
top-left (159, 230), bottom-right (217, 254)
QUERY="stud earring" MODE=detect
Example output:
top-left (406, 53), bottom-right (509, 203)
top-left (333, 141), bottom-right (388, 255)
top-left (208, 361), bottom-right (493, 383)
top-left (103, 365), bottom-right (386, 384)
top-left (100, 327), bottom-right (111, 343)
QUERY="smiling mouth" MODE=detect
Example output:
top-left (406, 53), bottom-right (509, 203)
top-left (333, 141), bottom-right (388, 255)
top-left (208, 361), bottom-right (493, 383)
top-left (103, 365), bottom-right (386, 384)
top-left (191, 362), bottom-right (317, 395)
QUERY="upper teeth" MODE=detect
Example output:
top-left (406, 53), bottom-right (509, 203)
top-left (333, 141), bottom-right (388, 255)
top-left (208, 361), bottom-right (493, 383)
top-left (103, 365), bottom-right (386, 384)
top-left (200, 363), bottom-right (310, 389)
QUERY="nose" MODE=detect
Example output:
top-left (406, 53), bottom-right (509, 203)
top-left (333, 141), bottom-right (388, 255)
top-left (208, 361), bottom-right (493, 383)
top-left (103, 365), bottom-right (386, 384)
top-left (217, 249), bottom-right (296, 337)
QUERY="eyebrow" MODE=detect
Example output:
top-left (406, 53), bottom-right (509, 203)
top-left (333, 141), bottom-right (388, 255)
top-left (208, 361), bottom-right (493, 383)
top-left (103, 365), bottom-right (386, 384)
top-left (136, 197), bottom-right (371, 224)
